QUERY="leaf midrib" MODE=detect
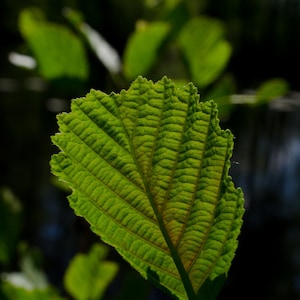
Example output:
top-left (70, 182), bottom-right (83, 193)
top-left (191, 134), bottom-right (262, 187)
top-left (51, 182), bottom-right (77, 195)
top-left (56, 151), bottom-right (172, 258)
top-left (60, 92), bottom-right (196, 288)
top-left (116, 82), bottom-right (198, 300)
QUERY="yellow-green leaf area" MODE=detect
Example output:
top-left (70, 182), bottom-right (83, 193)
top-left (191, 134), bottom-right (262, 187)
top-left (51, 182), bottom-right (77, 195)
top-left (123, 22), bottom-right (170, 80)
top-left (178, 17), bottom-right (232, 88)
top-left (64, 244), bottom-right (119, 300)
top-left (256, 78), bottom-right (289, 104)
top-left (51, 76), bottom-right (244, 300)
top-left (19, 7), bottom-right (88, 80)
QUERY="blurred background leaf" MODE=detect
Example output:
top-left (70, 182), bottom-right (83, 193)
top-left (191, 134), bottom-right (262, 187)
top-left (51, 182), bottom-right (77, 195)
top-left (63, 8), bottom-right (122, 75)
top-left (123, 21), bottom-right (170, 80)
top-left (256, 78), bottom-right (289, 104)
top-left (1, 281), bottom-right (64, 300)
top-left (1, 243), bottom-right (63, 300)
top-left (19, 7), bottom-right (89, 81)
top-left (64, 244), bottom-right (119, 300)
top-left (178, 16), bottom-right (232, 88)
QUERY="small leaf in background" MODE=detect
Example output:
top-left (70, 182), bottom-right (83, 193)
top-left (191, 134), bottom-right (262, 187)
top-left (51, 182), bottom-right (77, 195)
top-left (51, 76), bottom-right (244, 300)
top-left (19, 7), bottom-right (89, 81)
top-left (0, 187), bottom-right (22, 266)
top-left (178, 17), bottom-right (232, 88)
top-left (63, 8), bottom-right (122, 74)
top-left (123, 21), bottom-right (170, 80)
top-left (256, 78), bottom-right (289, 104)
top-left (64, 244), bottom-right (119, 300)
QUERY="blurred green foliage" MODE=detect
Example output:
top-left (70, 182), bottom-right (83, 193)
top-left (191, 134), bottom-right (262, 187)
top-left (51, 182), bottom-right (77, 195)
top-left (19, 8), bottom-right (89, 81)
top-left (256, 78), bottom-right (289, 105)
top-left (123, 21), bottom-right (170, 80)
top-left (16, 4), bottom-right (289, 116)
top-left (64, 244), bottom-right (119, 300)
top-left (1, 243), bottom-right (63, 300)
top-left (1, 282), bottom-right (63, 300)
top-left (178, 17), bottom-right (232, 88)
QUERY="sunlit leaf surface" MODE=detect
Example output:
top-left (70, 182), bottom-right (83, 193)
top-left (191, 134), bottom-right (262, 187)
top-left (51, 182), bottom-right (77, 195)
top-left (51, 76), bottom-right (244, 300)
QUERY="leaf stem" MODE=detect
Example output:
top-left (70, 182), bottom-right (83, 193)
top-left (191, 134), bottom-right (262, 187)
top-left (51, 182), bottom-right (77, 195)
top-left (149, 194), bottom-right (197, 300)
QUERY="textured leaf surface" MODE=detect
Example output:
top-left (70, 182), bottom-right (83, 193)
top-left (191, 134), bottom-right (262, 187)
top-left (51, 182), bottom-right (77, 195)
top-left (51, 76), bottom-right (244, 299)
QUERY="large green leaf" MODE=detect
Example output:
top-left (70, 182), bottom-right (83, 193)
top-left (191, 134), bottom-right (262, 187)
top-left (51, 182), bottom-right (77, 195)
top-left (51, 76), bottom-right (244, 300)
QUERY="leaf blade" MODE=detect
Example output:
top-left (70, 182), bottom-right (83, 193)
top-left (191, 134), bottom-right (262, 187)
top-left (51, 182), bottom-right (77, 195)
top-left (51, 76), bottom-right (244, 300)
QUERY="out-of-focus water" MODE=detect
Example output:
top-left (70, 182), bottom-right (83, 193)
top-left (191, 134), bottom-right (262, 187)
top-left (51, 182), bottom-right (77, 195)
top-left (220, 96), bottom-right (300, 299)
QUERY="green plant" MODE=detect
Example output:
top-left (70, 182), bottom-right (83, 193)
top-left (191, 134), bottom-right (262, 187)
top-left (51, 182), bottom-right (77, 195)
top-left (18, 8), bottom-right (88, 81)
top-left (16, 6), bottom-right (288, 121)
top-left (51, 76), bottom-right (244, 299)
top-left (1, 243), bottom-right (63, 300)
top-left (64, 243), bottom-right (119, 300)
top-left (1, 241), bottom-right (118, 300)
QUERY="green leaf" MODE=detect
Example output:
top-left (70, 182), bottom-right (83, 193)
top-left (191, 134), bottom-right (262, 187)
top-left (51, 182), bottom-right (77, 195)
top-left (19, 7), bottom-right (88, 81)
top-left (1, 248), bottom-right (64, 300)
top-left (256, 78), bottom-right (289, 104)
top-left (1, 281), bottom-right (64, 300)
top-left (178, 17), bottom-right (232, 88)
top-left (123, 21), bottom-right (170, 80)
top-left (64, 244), bottom-right (119, 300)
top-left (51, 76), bottom-right (244, 300)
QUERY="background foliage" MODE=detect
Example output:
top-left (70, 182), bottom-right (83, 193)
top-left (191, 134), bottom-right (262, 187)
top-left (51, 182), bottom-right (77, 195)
top-left (1, 0), bottom-right (300, 299)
